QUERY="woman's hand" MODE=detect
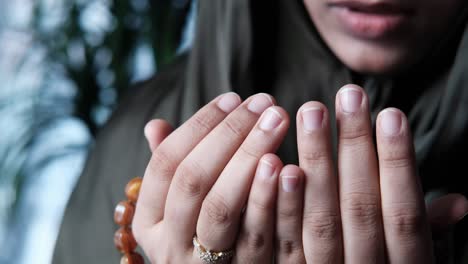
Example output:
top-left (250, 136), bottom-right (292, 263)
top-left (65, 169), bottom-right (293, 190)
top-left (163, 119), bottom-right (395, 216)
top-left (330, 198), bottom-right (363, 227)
top-left (142, 86), bottom-right (468, 263)
top-left (133, 92), bottom-right (291, 263)
top-left (277, 84), bottom-right (468, 263)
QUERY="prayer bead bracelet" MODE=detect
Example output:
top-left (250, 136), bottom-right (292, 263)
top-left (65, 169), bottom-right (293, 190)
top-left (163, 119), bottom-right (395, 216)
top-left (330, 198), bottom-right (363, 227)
top-left (114, 177), bottom-right (145, 264)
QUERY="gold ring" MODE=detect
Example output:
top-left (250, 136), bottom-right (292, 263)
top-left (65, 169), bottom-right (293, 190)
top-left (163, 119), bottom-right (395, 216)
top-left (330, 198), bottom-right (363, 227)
top-left (193, 235), bottom-right (234, 264)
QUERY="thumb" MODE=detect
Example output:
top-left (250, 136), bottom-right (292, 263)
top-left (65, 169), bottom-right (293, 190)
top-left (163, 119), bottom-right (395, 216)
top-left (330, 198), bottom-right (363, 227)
top-left (144, 119), bottom-right (173, 152)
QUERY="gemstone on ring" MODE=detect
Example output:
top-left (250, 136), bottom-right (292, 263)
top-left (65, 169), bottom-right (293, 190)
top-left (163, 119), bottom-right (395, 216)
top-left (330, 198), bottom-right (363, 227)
top-left (193, 235), bottom-right (234, 264)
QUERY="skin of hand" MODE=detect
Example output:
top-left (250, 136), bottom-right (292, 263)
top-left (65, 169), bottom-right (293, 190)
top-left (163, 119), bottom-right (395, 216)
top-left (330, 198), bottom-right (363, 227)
top-left (140, 85), bottom-right (468, 263)
top-left (134, 92), bottom-right (294, 263)
top-left (288, 84), bottom-right (468, 263)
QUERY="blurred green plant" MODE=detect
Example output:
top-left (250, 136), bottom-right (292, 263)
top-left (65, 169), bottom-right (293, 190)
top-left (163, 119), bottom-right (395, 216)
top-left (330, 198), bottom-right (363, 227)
top-left (0, 1), bottom-right (192, 248)
top-left (34, 0), bottom-right (191, 134)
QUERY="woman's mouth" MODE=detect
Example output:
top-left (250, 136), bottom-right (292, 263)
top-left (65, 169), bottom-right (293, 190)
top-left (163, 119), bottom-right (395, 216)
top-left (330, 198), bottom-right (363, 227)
top-left (328, 1), bottom-right (414, 39)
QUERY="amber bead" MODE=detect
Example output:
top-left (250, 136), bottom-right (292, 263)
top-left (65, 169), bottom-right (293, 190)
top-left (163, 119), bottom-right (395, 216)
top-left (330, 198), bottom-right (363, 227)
top-left (125, 177), bottom-right (142, 203)
top-left (114, 201), bottom-right (135, 226)
top-left (120, 252), bottom-right (144, 264)
top-left (114, 227), bottom-right (137, 253)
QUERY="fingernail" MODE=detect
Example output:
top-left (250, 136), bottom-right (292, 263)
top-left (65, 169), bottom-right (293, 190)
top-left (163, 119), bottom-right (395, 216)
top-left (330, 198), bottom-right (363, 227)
top-left (282, 175), bottom-right (299, 192)
top-left (340, 87), bottom-right (362, 113)
top-left (259, 108), bottom-right (283, 131)
top-left (257, 159), bottom-right (276, 179)
top-left (248, 93), bottom-right (274, 114)
top-left (380, 109), bottom-right (402, 136)
top-left (302, 107), bottom-right (324, 132)
top-left (217, 92), bottom-right (241, 113)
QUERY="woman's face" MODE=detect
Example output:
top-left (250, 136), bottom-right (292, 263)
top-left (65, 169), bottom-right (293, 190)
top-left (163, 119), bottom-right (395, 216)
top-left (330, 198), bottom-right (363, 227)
top-left (303, 0), bottom-right (465, 74)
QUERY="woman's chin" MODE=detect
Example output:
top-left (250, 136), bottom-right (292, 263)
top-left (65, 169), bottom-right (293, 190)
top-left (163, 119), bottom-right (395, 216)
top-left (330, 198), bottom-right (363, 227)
top-left (341, 57), bottom-right (405, 76)
top-left (333, 43), bottom-right (416, 76)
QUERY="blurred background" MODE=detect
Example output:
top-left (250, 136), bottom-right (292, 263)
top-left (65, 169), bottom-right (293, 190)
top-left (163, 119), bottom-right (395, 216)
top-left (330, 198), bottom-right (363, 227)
top-left (0, 0), bottom-right (196, 263)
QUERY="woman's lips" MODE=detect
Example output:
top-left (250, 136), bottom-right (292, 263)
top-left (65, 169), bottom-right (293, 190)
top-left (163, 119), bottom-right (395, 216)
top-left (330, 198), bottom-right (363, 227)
top-left (329, 1), bottom-right (413, 39)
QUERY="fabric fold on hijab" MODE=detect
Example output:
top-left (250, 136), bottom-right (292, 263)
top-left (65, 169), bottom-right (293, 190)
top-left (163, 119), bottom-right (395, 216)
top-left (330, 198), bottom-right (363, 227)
top-left (184, 0), bottom-right (468, 195)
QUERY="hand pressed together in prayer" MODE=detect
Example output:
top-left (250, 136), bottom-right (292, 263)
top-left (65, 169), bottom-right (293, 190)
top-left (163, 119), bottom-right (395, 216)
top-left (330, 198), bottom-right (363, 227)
top-left (133, 84), bottom-right (468, 263)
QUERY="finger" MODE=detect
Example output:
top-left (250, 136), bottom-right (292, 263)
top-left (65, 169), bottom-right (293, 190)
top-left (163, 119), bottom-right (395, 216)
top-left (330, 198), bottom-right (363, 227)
top-left (196, 105), bottom-right (289, 251)
top-left (377, 108), bottom-right (434, 263)
top-left (134, 92), bottom-right (241, 238)
top-left (275, 165), bottom-right (306, 264)
top-left (144, 119), bottom-right (173, 152)
top-left (165, 93), bottom-right (275, 246)
top-left (296, 102), bottom-right (342, 263)
top-left (234, 154), bottom-right (282, 264)
top-left (426, 194), bottom-right (468, 263)
top-left (335, 85), bottom-right (385, 263)
top-left (427, 193), bottom-right (468, 234)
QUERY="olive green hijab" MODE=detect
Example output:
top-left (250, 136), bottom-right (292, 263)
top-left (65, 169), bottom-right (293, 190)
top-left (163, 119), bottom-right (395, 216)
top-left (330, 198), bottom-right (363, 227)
top-left (182, 0), bottom-right (468, 192)
top-left (53, 0), bottom-right (468, 263)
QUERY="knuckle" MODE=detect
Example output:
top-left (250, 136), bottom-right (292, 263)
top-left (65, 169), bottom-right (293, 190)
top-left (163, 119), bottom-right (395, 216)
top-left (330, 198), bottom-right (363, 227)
top-left (277, 239), bottom-right (303, 257)
top-left (174, 160), bottom-right (206, 197)
top-left (380, 152), bottom-right (413, 169)
top-left (339, 127), bottom-right (372, 148)
top-left (203, 193), bottom-right (232, 227)
top-left (188, 112), bottom-right (216, 134)
top-left (238, 144), bottom-right (263, 161)
top-left (303, 210), bottom-right (341, 240)
top-left (242, 231), bottom-right (267, 251)
top-left (150, 146), bottom-right (178, 177)
top-left (300, 149), bottom-right (330, 166)
top-left (249, 196), bottom-right (274, 215)
top-left (222, 116), bottom-right (249, 138)
top-left (384, 205), bottom-right (425, 237)
top-left (278, 205), bottom-right (300, 220)
top-left (341, 192), bottom-right (381, 227)
top-left (236, 230), bottom-right (271, 263)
